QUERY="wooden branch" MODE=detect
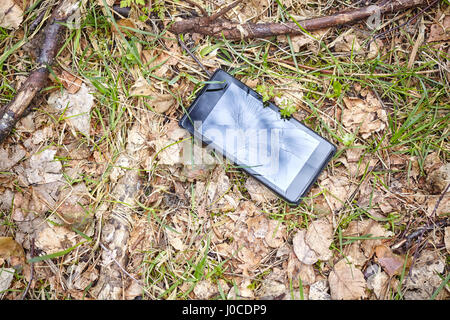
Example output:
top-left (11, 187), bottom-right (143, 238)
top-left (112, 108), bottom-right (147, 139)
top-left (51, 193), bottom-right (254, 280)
top-left (169, 0), bottom-right (429, 40)
top-left (0, 0), bottom-right (80, 143)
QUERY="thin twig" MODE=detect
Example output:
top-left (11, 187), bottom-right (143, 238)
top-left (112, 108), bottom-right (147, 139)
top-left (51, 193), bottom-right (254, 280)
top-left (98, 242), bottom-right (150, 297)
top-left (431, 183), bottom-right (450, 217)
top-left (177, 34), bottom-right (212, 77)
top-left (369, 0), bottom-right (438, 47)
top-left (207, 0), bottom-right (243, 22)
top-left (21, 238), bottom-right (35, 300)
top-left (183, 0), bottom-right (207, 17)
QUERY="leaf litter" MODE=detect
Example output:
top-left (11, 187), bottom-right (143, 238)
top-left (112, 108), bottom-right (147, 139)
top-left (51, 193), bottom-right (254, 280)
top-left (0, 0), bottom-right (448, 301)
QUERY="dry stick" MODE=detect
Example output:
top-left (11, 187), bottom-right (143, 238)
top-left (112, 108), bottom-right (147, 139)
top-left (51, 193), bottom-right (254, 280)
top-left (206, 0), bottom-right (243, 22)
top-left (21, 238), bottom-right (35, 300)
top-left (371, 0), bottom-right (438, 43)
top-left (0, 0), bottom-right (80, 144)
top-left (392, 184), bottom-right (450, 250)
top-left (169, 0), bottom-right (429, 40)
top-left (183, 0), bottom-right (208, 17)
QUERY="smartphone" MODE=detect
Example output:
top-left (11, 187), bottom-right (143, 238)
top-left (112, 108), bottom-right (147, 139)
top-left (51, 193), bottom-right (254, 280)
top-left (179, 69), bottom-right (336, 205)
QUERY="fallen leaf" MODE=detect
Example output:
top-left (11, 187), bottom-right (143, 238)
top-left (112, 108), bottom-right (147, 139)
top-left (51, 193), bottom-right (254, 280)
top-left (305, 218), bottom-right (333, 261)
top-left (0, 237), bottom-right (25, 268)
top-left (375, 245), bottom-right (404, 277)
top-left (427, 15), bottom-right (450, 43)
top-left (332, 31), bottom-right (362, 53)
top-left (367, 38), bottom-right (383, 59)
top-left (0, 188), bottom-right (14, 212)
top-left (328, 259), bottom-right (367, 300)
top-left (426, 163), bottom-right (450, 194)
top-left (24, 148), bottom-right (63, 185)
top-left (0, 0), bottom-right (23, 29)
top-left (47, 83), bottom-right (94, 137)
top-left (129, 76), bottom-right (152, 96)
top-left (320, 176), bottom-right (351, 211)
top-left (342, 91), bottom-right (387, 139)
top-left (426, 196), bottom-right (449, 217)
top-left (366, 264), bottom-right (389, 299)
top-left (125, 281), bottom-right (143, 300)
top-left (35, 225), bottom-right (78, 254)
top-left (166, 230), bottom-right (185, 251)
top-left (0, 145), bottom-right (26, 171)
top-left (260, 279), bottom-right (286, 299)
top-left (404, 250), bottom-right (447, 300)
top-left (56, 183), bottom-right (92, 228)
top-left (309, 280), bottom-right (331, 300)
top-left (112, 18), bottom-right (136, 35)
top-left (0, 268), bottom-right (15, 294)
top-left (287, 252), bottom-right (316, 286)
top-left (292, 230), bottom-right (318, 265)
top-left (264, 219), bottom-right (286, 248)
top-left (56, 70), bottom-right (83, 94)
top-left (194, 279), bottom-right (218, 299)
top-left (140, 50), bottom-right (178, 78)
top-left (245, 177), bottom-right (277, 203)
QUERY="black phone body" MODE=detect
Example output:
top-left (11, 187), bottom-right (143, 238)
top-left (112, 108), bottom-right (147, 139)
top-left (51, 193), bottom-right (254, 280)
top-left (179, 69), bottom-right (336, 205)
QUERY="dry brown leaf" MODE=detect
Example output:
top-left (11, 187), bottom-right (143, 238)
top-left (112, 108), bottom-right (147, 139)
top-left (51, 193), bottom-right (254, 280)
top-left (265, 219), bottom-right (286, 248)
top-left (57, 70), bottom-right (83, 94)
top-left (129, 76), bottom-right (152, 96)
top-left (124, 281), bottom-right (142, 300)
top-left (426, 196), bottom-right (449, 217)
top-left (329, 259), bottom-right (367, 300)
top-left (112, 18), bottom-right (136, 35)
top-left (360, 221), bottom-right (393, 257)
top-left (332, 31), bottom-right (362, 53)
top-left (24, 148), bottom-right (63, 185)
top-left (309, 280), bottom-right (331, 300)
top-left (343, 242), bottom-right (368, 266)
top-left (305, 218), bottom-right (333, 261)
top-left (366, 265), bottom-right (389, 299)
top-left (56, 183), bottom-right (92, 228)
top-left (193, 279), bottom-right (218, 299)
top-left (35, 225), bottom-right (78, 254)
top-left (342, 92), bottom-right (387, 139)
top-left (141, 50), bottom-right (178, 78)
top-left (0, 237), bottom-right (25, 268)
top-left (0, 267), bottom-right (15, 294)
top-left (287, 252), bottom-right (316, 286)
top-left (427, 15), bottom-right (450, 43)
top-left (47, 83), bottom-right (94, 137)
top-left (367, 38), bottom-right (384, 59)
top-left (245, 177), bottom-right (277, 203)
top-left (320, 176), bottom-right (351, 211)
top-left (0, 145), bottom-right (26, 171)
top-left (0, 0), bottom-right (23, 29)
top-left (404, 250), bottom-right (447, 300)
top-left (292, 230), bottom-right (318, 265)
top-left (375, 245), bottom-right (404, 277)
top-left (426, 163), bottom-right (450, 194)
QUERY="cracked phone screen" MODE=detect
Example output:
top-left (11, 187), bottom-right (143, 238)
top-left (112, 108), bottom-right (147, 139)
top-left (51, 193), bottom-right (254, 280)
top-left (199, 82), bottom-right (320, 192)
